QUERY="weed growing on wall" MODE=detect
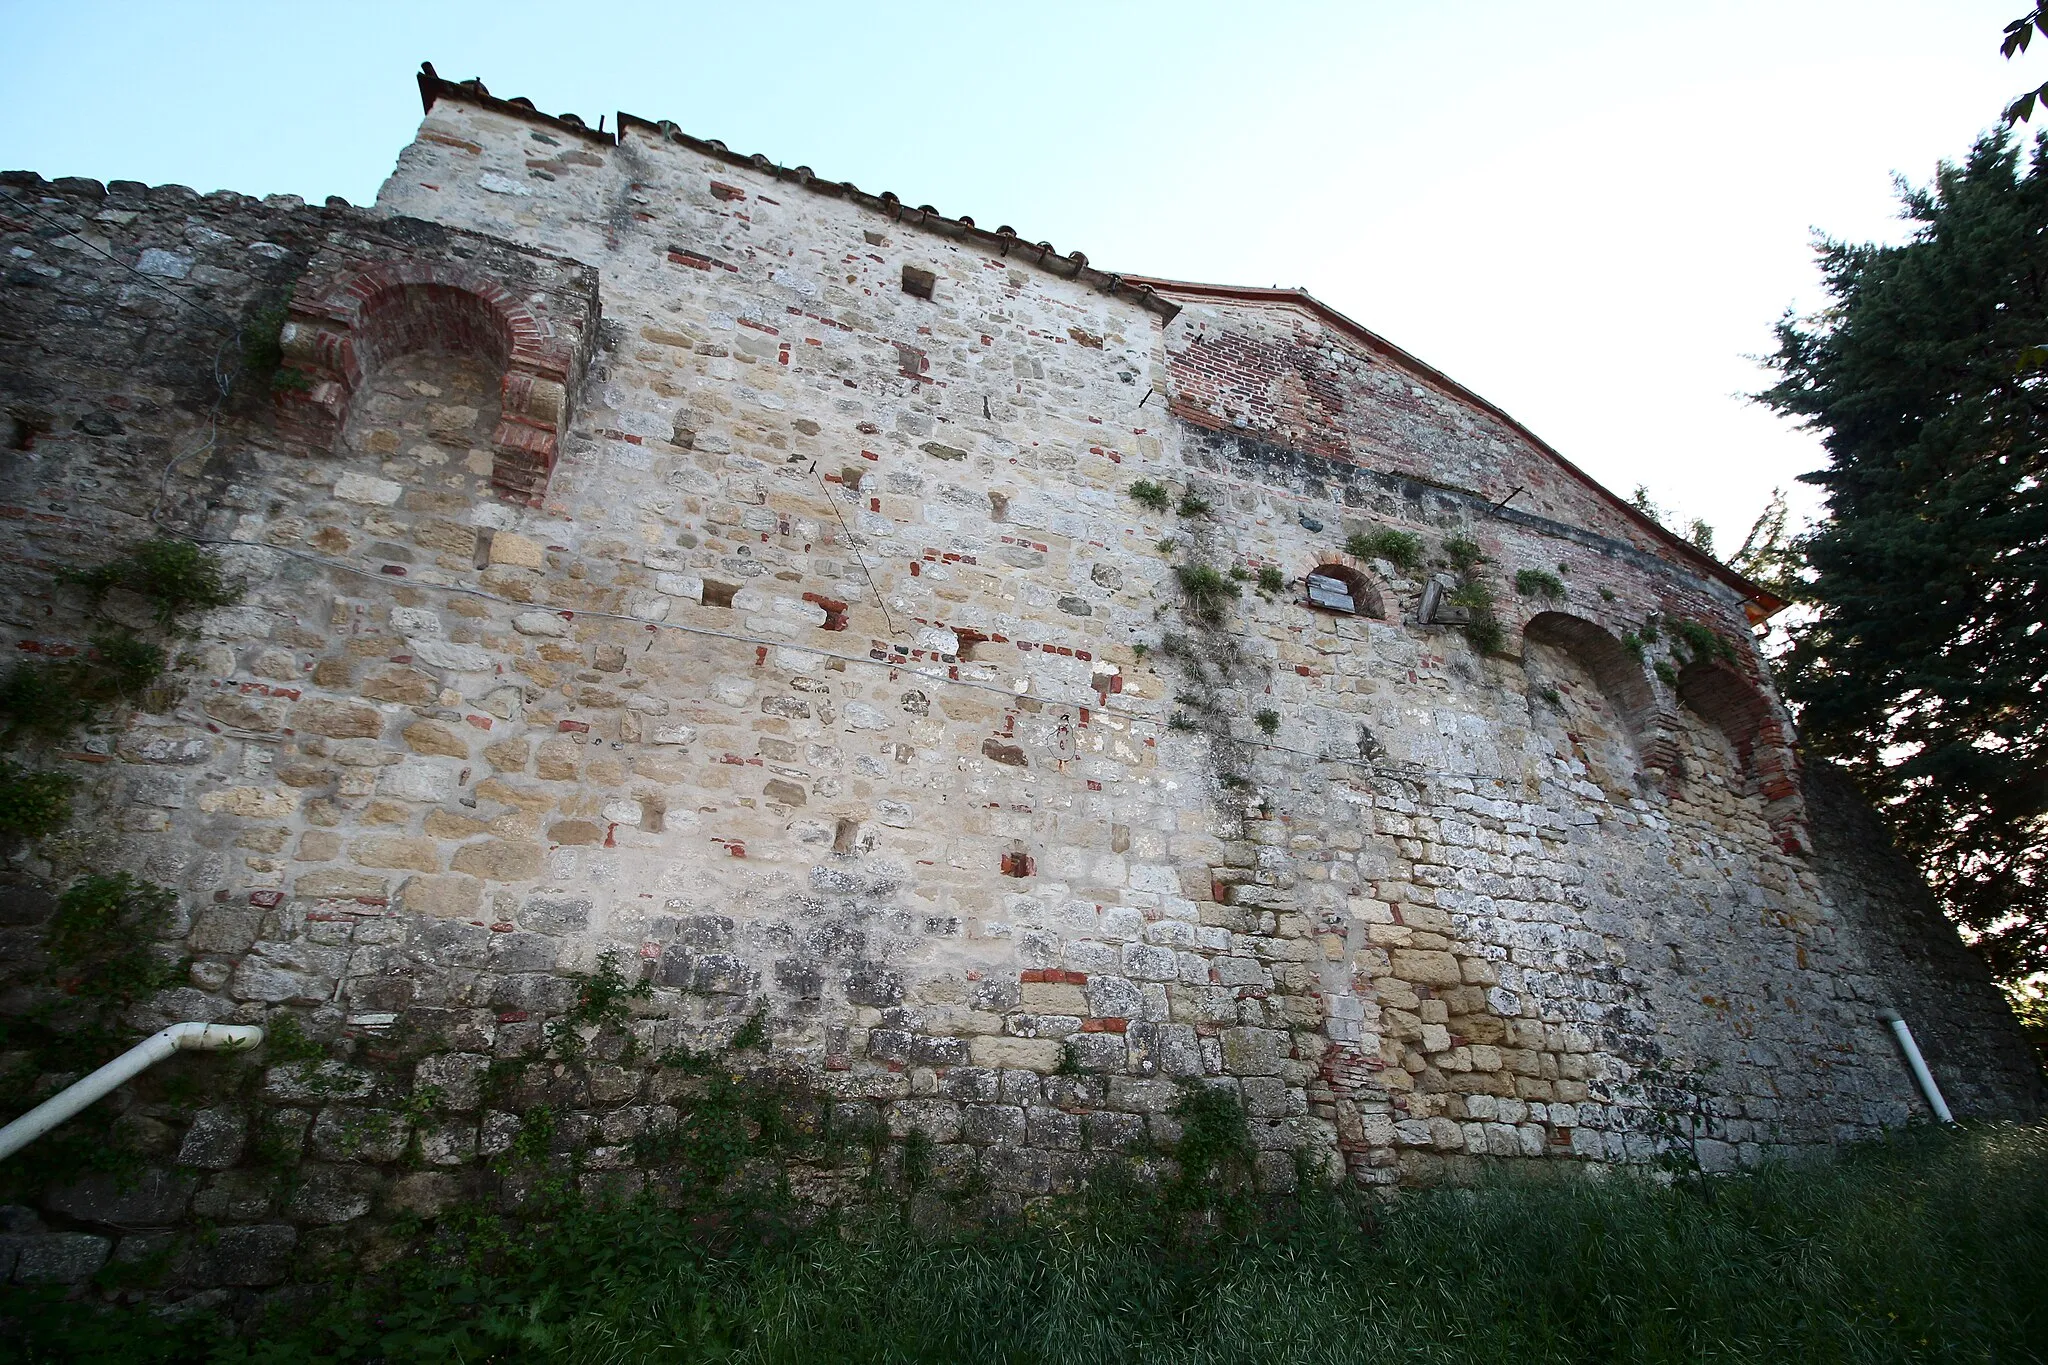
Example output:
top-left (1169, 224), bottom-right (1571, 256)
top-left (1514, 568), bottom-right (1566, 600)
top-left (59, 536), bottom-right (242, 630)
top-left (1669, 618), bottom-right (1738, 665)
top-left (1127, 479), bottom-right (1172, 512)
top-left (543, 948), bottom-right (654, 1061)
top-left (0, 760), bottom-right (75, 840)
top-left (12, 1122), bottom-right (2048, 1364)
top-left (0, 537), bottom-right (239, 843)
top-left (1346, 527), bottom-right (1424, 573)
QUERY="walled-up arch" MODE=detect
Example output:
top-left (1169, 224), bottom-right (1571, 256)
top-left (1674, 658), bottom-right (1810, 853)
top-left (273, 236), bottom-right (598, 504)
top-left (1521, 611), bottom-right (1668, 772)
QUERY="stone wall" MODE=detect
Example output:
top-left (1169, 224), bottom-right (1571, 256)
top-left (0, 69), bottom-right (2035, 1292)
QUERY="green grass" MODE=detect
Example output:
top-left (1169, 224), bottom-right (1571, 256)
top-left (1345, 528), bottom-right (1424, 573)
top-left (6, 1123), bottom-right (2047, 1363)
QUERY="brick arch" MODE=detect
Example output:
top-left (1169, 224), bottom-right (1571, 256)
top-left (1303, 561), bottom-right (1385, 618)
top-left (1521, 611), bottom-right (1668, 769)
top-left (1674, 658), bottom-right (1809, 853)
top-left (275, 262), bottom-right (576, 503)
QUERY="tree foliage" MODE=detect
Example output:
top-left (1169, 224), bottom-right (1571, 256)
top-left (1760, 130), bottom-right (2048, 979)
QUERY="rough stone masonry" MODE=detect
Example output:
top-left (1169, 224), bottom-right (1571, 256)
top-left (0, 62), bottom-right (2036, 1290)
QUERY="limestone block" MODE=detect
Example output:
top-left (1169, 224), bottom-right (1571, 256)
top-left (381, 761), bottom-right (455, 803)
top-left (390, 606), bottom-right (442, 636)
top-left (450, 839), bottom-right (543, 881)
top-left (424, 810), bottom-right (489, 839)
top-left (188, 907), bottom-right (261, 955)
top-left (177, 1108), bottom-right (250, 1170)
top-left (1220, 1026), bottom-right (1286, 1076)
top-left (512, 611), bottom-right (570, 637)
top-left (202, 693), bottom-right (286, 732)
top-left (474, 778), bottom-right (552, 812)
top-left (488, 532), bottom-right (546, 568)
top-left (292, 867), bottom-right (390, 899)
top-left (13, 1234), bottom-right (111, 1284)
top-left (969, 1036), bottom-right (1063, 1071)
top-left (285, 1166), bottom-right (372, 1224)
top-left (310, 1107), bottom-right (411, 1163)
top-left (292, 699), bottom-right (384, 739)
top-left (407, 639), bottom-right (493, 672)
top-left (334, 472), bottom-right (402, 506)
top-left (360, 668), bottom-right (439, 704)
top-left (350, 834), bottom-right (440, 872)
top-left (197, 787), bottom-right (295, 819)
top-left (404, 720), bottom-right (470, 758)
top-left (1020, 982), bottom-right (1086, 1014)
top-left (398, 874), bottom-right (484, 919)
top-left (483, 738), bottom-right (531, 770)
top-left (535, 736), bottom-right (581, 780)
top-left (627, 592), bottom-right (670, 622)
top-left (1390, 949), bottom-right (1463, 987)
top-left (656, 572), bottom-right (703, 600)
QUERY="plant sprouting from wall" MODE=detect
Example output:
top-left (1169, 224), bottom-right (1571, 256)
top-left (1514, 568), bottom-right (1566, 600)
top-left (1127, 480), bottom-right (1172, 512)
top-left (1173, 564), bottom-right (1241, 625)
top-left (1440, 536), bottom-right (1504, 655)
top-left (60, 536), bottom-right (242, 630)
top-left (1346, 528), bottom-right (1423, 574)
top-left (544, 948), bottom-right (655, 1061)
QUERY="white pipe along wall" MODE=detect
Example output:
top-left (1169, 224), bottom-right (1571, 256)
top-left (1881, 1010), bottom-right (1955, 1125)
top-left (0, 1022), bottom-right (264, 1161)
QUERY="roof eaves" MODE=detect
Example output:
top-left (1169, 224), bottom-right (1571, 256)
top-left (1127, 276), bottom-right (1785, 621)
top-left (413, 64), bottom-right (1178, 324)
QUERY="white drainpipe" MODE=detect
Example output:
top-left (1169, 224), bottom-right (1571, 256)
top-left (1879, 1009), bottom-right (1955, 1125)
top-left (0, 1022), bottom-right (264, 1161)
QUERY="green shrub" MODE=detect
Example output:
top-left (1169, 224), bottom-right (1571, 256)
top-left (1176, 492), bottom-right (1212, 518)
top-left (1256, 566), bottom-right (1285, 594)
top-left (1345, 528), bottom-right (1423, 573)
top-left (1655, 661), bottom-right (1680, 686)
top-left (60, 537), bottom-right (241, 630)
top-left (1127, 479), bottom-right (1172, 512)
top-left (1449, 579), bottom-right (1503, 655)
top-left (1254, 708), bottom-right (1280, 736)
top-left (0, 759), bottom-right (74, 839)
top-left (237, 299), bottom-right (290, 386)
top-left (544, 948), bottom-right (654, 1061)
top-left (11, 1121), bottom-right (2036, 1365)
top-left (1514, 568), bottom-right (1566, 600)
top-left (0, 658), bottom-right (98, 740)
top-left (41, 873), bottom-right (180, 1014)
top-left (1442, 535), bottom-right (1485, 574)
top-left (1670, 618), bottom-right (1738, 664)
top-left (1174, 563), bottom-right (1241, 623)
top-left (87, 630), bottom-right (166, 696)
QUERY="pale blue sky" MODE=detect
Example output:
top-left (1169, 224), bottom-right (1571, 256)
top-left (1, 1), bottom-right (2029, 550)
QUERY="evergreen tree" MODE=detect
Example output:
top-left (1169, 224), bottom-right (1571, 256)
top-left (1761, 131), bottom-right (2048, 981)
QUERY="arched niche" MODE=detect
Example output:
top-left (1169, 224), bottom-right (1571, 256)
top-left (1674, 658), bottom-right (1810, 854)
top-left (1523, 613), bottom-right (1660, 743)
top-left (274, 256), bottom-right (589, 505)
top-left (1303, 562), bottom-right (1385, 619)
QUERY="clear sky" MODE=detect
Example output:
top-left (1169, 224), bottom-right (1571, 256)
top-left (1, 1), bottom-right (2029, 552)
